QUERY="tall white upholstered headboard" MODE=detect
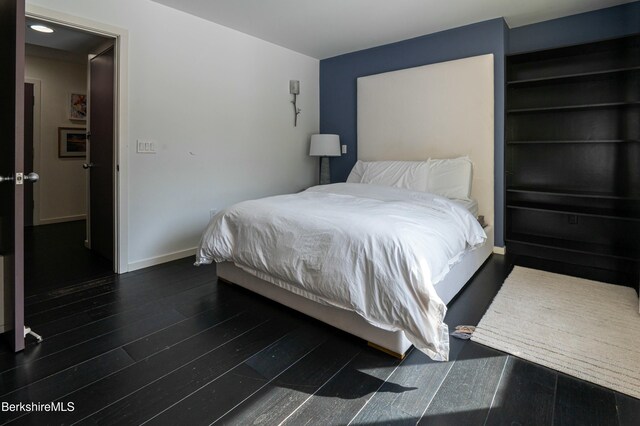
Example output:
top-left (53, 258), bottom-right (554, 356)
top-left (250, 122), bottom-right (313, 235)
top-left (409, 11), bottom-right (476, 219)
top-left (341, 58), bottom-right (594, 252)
top-left (357, 54), bottom-right (494, 227)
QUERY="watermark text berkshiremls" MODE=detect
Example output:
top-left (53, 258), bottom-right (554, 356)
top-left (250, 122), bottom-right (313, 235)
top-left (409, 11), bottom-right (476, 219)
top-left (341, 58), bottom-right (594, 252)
top-left (2, 401), bottom-right (74, 413)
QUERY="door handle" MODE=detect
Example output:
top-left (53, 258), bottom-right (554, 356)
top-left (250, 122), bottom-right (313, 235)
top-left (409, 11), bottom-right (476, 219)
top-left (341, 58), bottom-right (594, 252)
top-left (0, 172), bottom-right (39, 183)
top-left (83, 162), bottom-right (94, 169)
top-left (24, 172), bottom-right (39, 182)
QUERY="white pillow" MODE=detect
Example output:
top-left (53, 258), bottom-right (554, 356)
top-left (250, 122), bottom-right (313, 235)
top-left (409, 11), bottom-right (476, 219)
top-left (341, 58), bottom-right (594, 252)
top-left (427, 156), bottom-right (473, 200)
top-left (359, 160), bottom-right (430, 192)
top-left (346, 160), bottom-right (367, 183)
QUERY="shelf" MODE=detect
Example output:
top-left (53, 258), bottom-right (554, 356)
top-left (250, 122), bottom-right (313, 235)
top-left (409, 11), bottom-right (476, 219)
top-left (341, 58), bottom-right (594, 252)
top-left (506, 233), bottom-right (640, 261)
top-left (507, 139), bottom-right (639, 145)
top-left (507, 35), bottom-right (640, 63)
top-left (505, 34), bottom-right (640, 284)
top-left (506, 187), bottom-right (640, 200)
top-left (507, 202), bottom-right (640, 221)
top-left (507, 101), bottom-right (640, 114)
top-left (507, 66), bottom-right (640, 86)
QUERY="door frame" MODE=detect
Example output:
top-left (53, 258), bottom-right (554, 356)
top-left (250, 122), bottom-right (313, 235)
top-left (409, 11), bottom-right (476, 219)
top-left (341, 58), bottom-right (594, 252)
top-left (26, 5), bottom-right (129, 273)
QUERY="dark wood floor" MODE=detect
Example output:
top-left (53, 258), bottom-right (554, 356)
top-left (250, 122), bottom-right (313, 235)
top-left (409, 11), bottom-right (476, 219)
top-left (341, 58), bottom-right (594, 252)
top-left (24, 220), bottom-right (113, 296)
top-left (1, 255), bottom-right (638, 425)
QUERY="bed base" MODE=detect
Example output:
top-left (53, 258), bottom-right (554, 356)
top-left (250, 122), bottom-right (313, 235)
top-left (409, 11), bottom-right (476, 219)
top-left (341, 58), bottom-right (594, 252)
top-left (217, 226), bottom-right (494, 358)
top-left (367, 341), bottom-right (406, 359)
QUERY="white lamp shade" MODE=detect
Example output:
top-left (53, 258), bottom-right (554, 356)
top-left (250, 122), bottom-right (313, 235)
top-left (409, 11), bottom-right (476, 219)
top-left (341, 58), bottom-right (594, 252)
top-left (309, 134), bottom-right (341, 157)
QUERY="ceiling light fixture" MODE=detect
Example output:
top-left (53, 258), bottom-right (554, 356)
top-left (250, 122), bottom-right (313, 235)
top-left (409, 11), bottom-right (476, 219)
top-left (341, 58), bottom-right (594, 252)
top-left (30, 24), bottom-right (54, 33)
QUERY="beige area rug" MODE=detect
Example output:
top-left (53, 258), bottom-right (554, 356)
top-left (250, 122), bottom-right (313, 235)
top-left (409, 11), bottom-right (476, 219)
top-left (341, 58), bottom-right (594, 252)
top-left (471, 266), bottom-right (640, 399)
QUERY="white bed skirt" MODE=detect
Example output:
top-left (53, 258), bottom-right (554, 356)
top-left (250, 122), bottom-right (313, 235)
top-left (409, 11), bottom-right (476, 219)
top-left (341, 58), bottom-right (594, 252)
top-left (218, 226), bottom-right (494, 357)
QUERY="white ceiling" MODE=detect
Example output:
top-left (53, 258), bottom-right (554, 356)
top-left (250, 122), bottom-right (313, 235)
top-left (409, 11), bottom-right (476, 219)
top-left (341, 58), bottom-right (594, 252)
top-left (25, 18), bottom-right (110, 54)
top-left (152, 0), bottom-right (634, 59)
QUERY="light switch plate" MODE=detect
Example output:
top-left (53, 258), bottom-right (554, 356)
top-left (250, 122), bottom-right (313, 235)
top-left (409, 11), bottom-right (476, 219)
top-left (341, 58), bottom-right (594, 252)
top-left (137, 139), bottom-right (156, 154)
top-left (341, 145), bottom-right (347, 154)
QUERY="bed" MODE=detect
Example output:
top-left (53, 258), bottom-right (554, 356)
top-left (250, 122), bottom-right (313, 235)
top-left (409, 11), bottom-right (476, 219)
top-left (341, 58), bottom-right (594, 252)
top-left (196, 53), bottom-right (495, 360)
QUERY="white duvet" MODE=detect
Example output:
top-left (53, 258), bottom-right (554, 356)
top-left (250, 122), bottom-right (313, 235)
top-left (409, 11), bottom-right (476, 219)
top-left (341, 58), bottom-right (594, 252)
top-left (196, 183), bottom-right (486, 361)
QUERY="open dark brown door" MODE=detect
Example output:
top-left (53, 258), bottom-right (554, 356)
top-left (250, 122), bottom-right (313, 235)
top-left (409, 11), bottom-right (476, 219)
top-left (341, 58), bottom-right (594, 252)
top-left (87, 46), bottom-right (114, 264)
top-left (24, 82), bottom-right (34, 227)
top-left (0, 0), bottom-right (26, 351)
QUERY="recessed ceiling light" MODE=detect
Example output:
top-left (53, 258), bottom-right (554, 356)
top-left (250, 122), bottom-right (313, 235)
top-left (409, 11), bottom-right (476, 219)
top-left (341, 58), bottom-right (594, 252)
top-left (30, 24), bottom-right (54, 34)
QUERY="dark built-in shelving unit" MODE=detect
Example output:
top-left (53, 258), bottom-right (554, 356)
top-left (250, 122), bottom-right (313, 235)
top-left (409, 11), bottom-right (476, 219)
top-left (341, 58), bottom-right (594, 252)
top-left (505, 35), bottom-right (640, 287)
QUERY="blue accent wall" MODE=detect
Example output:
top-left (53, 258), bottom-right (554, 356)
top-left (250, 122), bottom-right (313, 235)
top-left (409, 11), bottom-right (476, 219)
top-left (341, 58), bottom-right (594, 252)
top-left (509, 2), bottom-right (640, 54)
top-left (320, 18), bottom-right (508, 245)
top-left (320, 2), bottom-right (640, 248)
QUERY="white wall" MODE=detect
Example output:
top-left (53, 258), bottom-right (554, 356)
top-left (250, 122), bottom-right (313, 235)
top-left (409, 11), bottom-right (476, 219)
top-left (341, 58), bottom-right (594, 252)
top-left (25, 47), bottom-right (87, 225)
top-left (27, 0), bottom-right (320, 269)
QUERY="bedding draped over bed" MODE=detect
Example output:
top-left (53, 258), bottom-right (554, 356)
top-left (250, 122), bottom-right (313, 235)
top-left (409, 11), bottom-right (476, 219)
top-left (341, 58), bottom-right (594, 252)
top-left (196, 183), bottom-right (486, 361)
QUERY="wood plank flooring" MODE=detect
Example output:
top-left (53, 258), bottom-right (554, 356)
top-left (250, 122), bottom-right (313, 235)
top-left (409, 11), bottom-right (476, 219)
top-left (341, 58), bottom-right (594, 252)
top-left (1, 255), bottom-right (637, 425)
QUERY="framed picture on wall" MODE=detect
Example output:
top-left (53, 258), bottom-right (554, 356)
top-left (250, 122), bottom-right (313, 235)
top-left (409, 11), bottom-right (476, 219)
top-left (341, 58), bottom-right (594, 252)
top-left (58, 127), bottom-right (87, 158)
top-left (69, 93), bottom-right (87, 120)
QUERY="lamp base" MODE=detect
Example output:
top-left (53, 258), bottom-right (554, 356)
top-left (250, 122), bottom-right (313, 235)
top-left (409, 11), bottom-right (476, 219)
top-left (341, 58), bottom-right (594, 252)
top-left (320, 157), bottom-right (331, 185)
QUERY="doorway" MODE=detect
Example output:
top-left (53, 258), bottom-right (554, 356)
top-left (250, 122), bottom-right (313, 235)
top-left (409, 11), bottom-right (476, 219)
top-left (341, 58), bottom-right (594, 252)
top-left (1, 2), bottom-right (128, 351)
top-left (23, 19), bottom-right (116, 297)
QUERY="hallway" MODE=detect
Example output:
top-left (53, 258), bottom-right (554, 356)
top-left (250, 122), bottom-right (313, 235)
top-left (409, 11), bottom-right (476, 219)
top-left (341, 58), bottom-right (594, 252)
top-left (24, 220), bottom-right (113, 297)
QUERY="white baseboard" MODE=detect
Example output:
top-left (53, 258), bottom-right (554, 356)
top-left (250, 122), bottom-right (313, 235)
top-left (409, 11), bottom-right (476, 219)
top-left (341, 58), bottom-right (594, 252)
top-left (128, 247), bottom-right (197, 272)
top-left (38, 214), bottom-right (86, 225)
top-left (493, 246), bottom-right (506, 255)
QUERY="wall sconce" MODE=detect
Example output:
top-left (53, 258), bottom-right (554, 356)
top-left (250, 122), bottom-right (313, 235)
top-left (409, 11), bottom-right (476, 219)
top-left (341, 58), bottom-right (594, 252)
top-left (290, 80), bottom-right (301, 126)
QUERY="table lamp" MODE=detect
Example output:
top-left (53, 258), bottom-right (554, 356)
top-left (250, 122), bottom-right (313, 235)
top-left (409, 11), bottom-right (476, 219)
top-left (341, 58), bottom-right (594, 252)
top-left (309, 134), bottom-right (341, 185)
